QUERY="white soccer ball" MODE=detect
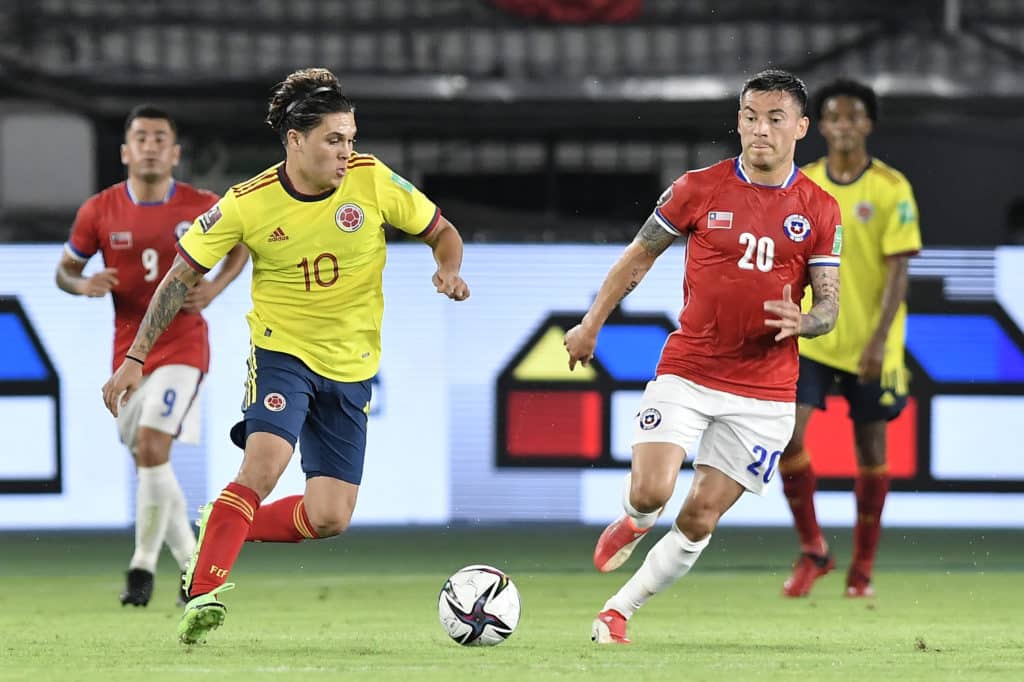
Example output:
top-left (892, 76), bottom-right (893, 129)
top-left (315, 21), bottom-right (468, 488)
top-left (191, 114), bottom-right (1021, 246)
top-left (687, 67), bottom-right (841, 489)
top-left (437, 564), bottom-right (521, 646)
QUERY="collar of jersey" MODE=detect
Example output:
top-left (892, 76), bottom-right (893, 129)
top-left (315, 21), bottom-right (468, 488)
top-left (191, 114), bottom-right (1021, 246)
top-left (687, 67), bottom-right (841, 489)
top-left (125, 178), bottom-right (176, 206)
top-left (734, 157), bottom-right (797, 188)
top-left (278, 163), bottom-right (336, 202)
top-left (825, 157), bottom-right (873, 186)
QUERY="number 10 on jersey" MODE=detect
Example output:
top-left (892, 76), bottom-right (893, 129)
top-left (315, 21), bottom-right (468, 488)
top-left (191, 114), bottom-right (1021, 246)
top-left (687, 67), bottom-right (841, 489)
top-left (296, 253), bottom-right (340, 290)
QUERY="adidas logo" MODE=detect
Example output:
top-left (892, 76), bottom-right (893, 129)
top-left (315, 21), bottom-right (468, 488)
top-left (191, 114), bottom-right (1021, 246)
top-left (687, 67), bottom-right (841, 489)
top-left (268, 227), bottom-right (288, 242)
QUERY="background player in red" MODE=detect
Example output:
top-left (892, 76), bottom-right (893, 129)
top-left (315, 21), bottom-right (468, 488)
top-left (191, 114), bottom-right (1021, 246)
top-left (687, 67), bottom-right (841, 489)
top-left (779, 79), bottom-right (923, 599)
top-left (56, 104), bottom-right (248, 607)
top-left (564, 70), bottom-right (842, 644)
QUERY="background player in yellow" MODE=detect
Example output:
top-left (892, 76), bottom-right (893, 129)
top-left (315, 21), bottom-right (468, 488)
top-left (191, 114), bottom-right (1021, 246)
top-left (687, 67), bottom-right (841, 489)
top-left (779, 78), bottom-right (922, 598)
top-left (101, 67), bottom-right (471, 644)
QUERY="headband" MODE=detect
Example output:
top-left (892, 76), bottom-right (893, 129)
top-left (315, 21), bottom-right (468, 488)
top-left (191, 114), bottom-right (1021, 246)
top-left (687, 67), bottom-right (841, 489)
top-left (284, 86), bottom-right (335, 116)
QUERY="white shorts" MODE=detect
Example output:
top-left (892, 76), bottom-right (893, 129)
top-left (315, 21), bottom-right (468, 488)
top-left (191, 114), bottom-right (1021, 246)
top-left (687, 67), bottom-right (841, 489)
top-left (632, 374), bottom-right (795, 495)
top-left (117, 364), bottom-right (203, 450)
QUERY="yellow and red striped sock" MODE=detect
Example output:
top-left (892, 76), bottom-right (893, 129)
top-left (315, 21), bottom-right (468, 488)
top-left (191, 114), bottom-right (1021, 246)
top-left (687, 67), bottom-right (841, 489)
top-left (247, 495), bottom-right (318, 543)
top-left (189, 482), bottom-right (260, 597)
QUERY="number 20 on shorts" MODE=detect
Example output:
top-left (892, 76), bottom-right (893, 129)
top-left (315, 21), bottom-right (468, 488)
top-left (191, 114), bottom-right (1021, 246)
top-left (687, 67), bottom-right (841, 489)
top-left (747, 445), bottom-right (781, 483)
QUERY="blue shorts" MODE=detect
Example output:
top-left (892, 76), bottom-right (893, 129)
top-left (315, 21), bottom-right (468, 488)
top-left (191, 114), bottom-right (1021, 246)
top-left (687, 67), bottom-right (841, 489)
top-left (796, 355), bottom-right (906, 423)
top-left (229, 347), bottom-right (372, 485)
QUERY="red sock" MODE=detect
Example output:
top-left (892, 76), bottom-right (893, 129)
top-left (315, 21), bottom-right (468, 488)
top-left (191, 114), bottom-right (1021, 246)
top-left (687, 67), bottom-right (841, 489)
top-left (189, 482), bottom-right (261, 597)
top-left (780, 450), bottom-right (827, 556)
top-left (247, 495), bottom-right (318, 542)
top-left (852, 466), bottom-right (890, 578)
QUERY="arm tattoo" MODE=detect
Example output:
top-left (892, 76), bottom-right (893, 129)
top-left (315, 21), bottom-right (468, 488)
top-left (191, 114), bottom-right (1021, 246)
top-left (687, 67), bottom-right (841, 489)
top-left (133, 258), bottom-right (202, 355)
top-left (802, 266), bottom-right (840, 338)
top-left (620, 269), bottom-right (641, 302)
top-left (636, 214), bottom-right (677, 258)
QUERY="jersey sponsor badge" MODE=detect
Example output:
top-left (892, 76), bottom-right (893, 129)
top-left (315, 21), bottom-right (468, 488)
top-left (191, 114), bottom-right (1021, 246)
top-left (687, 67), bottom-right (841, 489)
top-left (198, 204), bottom-right (223, 233)
top-left (336, 203), bottom-right (365, 233)
top-left (390, 172), bottom-right (415, 193)
top-left (782, 214), bottom-right (811, 242)
top-left (855, 200), bottom-right (874, 223)
top-left (109, 231), bottom-right (133, 249)
top-left (264, 392), bottom-right (286, 412)
top-left (707, 211), bottom-right (733, 229)
top-left (832, 225), bottom-right (843, 256)
top-left (174, 221), bottom-right (191, 239)
top-left (639, 407), bottom-right (662, 430)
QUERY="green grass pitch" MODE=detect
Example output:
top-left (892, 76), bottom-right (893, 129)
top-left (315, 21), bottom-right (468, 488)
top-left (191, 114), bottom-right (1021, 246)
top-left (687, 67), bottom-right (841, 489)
top-left (1, 526), bottom-right (1022, 681)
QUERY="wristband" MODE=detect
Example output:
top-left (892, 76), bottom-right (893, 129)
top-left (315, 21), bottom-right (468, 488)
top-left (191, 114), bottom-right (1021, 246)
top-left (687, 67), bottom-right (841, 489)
top-left (125, 354), bottom-right (145, 366)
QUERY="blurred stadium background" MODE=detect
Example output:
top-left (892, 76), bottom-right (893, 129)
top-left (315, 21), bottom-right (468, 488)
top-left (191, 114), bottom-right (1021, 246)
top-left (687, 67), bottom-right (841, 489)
top-left (1, 1), bottom-right (1023, 679)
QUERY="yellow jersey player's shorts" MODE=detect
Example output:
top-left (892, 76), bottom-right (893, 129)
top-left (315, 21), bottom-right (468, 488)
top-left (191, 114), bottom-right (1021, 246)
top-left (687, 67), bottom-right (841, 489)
top-left (796, 355), bottom-right (908, 423)
top-left (229, 347), bottom-right (372, 485)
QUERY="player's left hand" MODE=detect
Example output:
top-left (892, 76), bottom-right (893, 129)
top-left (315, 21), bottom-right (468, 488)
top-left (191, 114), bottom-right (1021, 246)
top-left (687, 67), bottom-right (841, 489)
top-left (564, 323), bottom-right (598, 370)
top-left (432, 270), bottom-right (470, 301)
top-left (858, 336), bottom-right (885, 383)
top-left (182, 279), bottom-right (217, 313)
top-left (763, 284), bottom-right (802, 341)
top-left (101, 359), bottom-right (144, 418)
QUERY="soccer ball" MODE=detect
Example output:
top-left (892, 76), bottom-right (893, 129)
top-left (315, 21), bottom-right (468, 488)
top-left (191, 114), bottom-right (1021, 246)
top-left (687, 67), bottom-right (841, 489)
top-left (437, 564), bottom-right (521, 646)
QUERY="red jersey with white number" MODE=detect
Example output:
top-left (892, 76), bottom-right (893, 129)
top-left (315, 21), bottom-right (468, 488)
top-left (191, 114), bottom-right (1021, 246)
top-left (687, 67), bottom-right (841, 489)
top-left (653, 158), bottom-right (842, 402)
top-left (65, 180), bottom-right (218, 374)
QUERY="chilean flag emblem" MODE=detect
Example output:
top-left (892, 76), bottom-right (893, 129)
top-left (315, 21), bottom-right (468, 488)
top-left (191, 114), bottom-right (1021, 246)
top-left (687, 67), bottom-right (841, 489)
top-left (707, 211), bottom-right (733, 229)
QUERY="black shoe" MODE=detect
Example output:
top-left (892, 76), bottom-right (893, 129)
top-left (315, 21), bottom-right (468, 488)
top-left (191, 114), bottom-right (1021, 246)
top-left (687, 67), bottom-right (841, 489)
top-left (120, 568), bottom-right (154, 607)
top-left (177, 571), bottom-right (189, 607)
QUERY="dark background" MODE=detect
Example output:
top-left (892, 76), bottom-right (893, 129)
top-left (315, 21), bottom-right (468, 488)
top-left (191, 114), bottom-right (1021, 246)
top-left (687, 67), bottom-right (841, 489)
top-left (2, 0), bottom-right (1024, 245)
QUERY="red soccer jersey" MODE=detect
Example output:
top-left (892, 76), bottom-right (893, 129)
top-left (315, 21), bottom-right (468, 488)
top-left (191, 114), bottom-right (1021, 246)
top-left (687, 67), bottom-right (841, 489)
top-left (66, 180), bottom-right (218, 374)
top-left (653, 158), bottom-right (842, 402)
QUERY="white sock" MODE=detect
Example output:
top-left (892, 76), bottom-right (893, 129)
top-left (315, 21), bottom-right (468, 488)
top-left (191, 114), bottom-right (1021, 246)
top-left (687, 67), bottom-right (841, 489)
top-left (603, 523), bottom-right (710, 618)
top-left (622, 473), bottom-right (661, 530)
top-left (129, 462), bottom-right (178, 573)
top-left (163, 482), bottom-right (197, 572)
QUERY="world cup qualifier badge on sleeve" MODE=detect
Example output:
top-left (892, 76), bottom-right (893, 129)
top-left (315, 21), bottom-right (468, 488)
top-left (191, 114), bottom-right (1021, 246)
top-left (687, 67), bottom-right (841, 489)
top-left (832, 225), bottom-right (843, 256)
top-left (198, 204), bottom-right (223, 233)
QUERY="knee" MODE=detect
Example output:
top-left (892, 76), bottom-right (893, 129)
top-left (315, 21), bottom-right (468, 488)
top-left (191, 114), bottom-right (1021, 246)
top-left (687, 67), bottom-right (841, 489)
top-left (856, 445), bottom-right (887, 468)
top-left (305, 509), bottom-right (351, 538)
top-left (629, 480), bottom-right (672, 513)
top-left (133, 434), bottom-right (170, 468)
top-left (677, 502), bottom-right (719, 541)
top-left (854, 425), bottom-right (887, 468)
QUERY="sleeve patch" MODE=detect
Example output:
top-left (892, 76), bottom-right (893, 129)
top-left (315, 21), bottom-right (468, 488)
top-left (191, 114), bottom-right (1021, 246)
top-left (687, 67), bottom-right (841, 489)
top-left (897, 200), bottom-right (916, 225)
top-left (391, 172), bottom-right (415, 193)
top-left (831, 224), bottom-right (843, 256)
top-left (198, 204), bottom-right (223, 233)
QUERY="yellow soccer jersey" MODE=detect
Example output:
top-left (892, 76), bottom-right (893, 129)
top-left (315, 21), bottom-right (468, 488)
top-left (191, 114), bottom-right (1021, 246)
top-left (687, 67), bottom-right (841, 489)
top-left (177, 153), bottom-right (440, 382)
top-left (799, 157), bottom-right (922, 388)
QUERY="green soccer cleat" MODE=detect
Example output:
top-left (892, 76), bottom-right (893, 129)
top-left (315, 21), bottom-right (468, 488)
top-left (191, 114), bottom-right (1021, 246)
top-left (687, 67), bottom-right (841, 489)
top-left (177, 583), bottom-right (235, 645)
top-left (181, 503), bottom-right (213, 599)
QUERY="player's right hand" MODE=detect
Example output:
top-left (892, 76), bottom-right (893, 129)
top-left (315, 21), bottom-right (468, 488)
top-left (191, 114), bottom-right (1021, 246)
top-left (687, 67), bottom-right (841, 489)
top-left (564, 323), bottom-right (598, 370)
top-left (78, 268), bottom-right (119, 297)
top-left (101, 359), bottom-right (143, 417)
top-left (763, 284), bottom-right (802, 341)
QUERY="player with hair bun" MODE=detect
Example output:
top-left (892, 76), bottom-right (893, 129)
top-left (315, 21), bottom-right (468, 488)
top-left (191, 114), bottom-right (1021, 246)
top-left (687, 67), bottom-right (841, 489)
top-left (102, 68), bottom-right (471, 644)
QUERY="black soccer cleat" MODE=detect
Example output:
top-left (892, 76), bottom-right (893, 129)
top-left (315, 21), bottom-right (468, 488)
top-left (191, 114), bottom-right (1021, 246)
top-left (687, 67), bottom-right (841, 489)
top-left (120, 568), bottom-right (154, 607)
